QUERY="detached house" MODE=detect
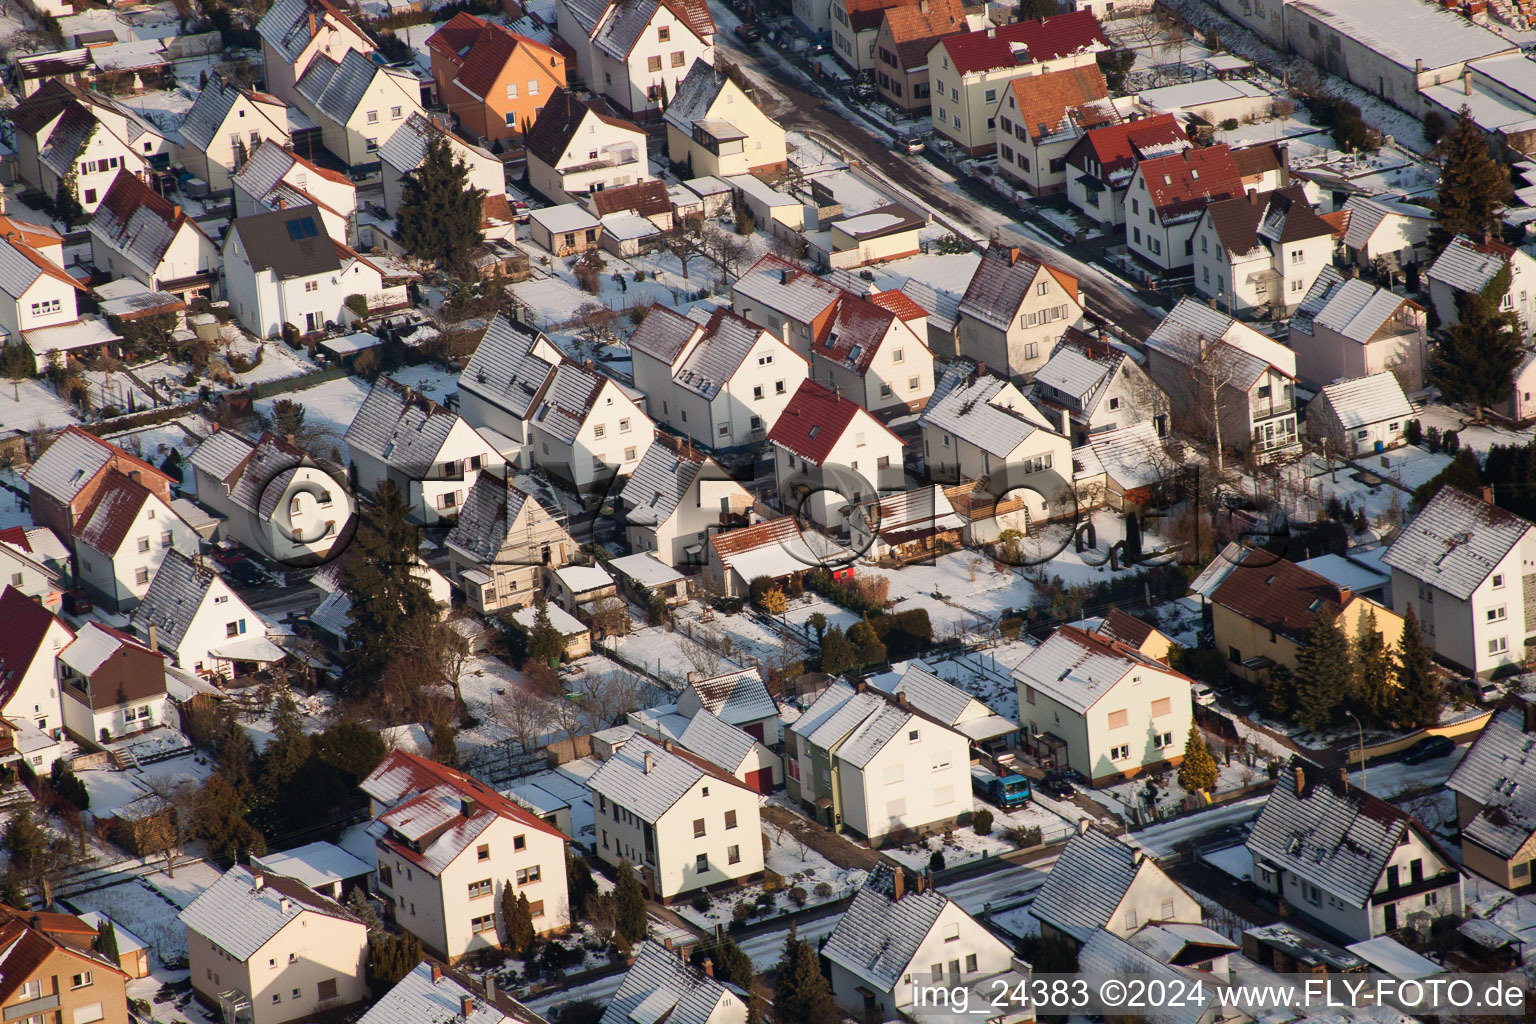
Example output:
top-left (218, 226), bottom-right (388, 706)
top-left (1427, 233), bottom-right (1536, 335)
top-left (361, 750), bottom-right (570, 957)
top-left (930, 11), bottom-right (1111, 155)
top-left (445, 474), bottom-right (577, 615)
top-left (829, 0), bottom-right (912, 73)
top-left (823, 864), bottom-right (1019, 1020)
top-left (294, 49), bottom-right (424, 170)
top-left (1383, 485), bottom-right (1536, 677)
top-left (995, 64), bottom-right (1114, 195)
top-left (344, 377), bottom-right (506, 524)
top-left (630, 305), bottom-right (809, 449)
top-left (527, 361), bottom-right (655, 493)
top-left (871, 0), bottom-right (968, 116)
top-left (618, 432), bottom-right (754, 564)
top-left (1306, 373), bottom-right (1416, 455)
top-left (176, 77), bottom-right (294, 192)
top-left (1340, 195), bottom-right (1434, 269)
top-left (181, 865), bottom-right (369, 1024)
top-left (359, 961), bottom-right (547, 1024)
top-left (1191, 186), bottom-right (1336, 316)
top-left (555, 0), bottom-right (716, 120)
top-left (1031, 826), bottom-right (1201, 947)
top-left (602, 943), bottom-right (747, 1024)
top-left (1125, 144), bottom-right (1245, 272)
top-left (57, 622), bottom-right (168, 745)
top-left (1012, 625), bottom-right (1194, 785)
top-left (232, 141), bottom-right (359, 246)
top-left (1447, 696), bottom-right (1536, 889)
top-left (768, 379), bottom-right (906, 526)
top-left (0, 905), bottom-right (130, 1024)
top-left (588, 734), bottom-right (764, 900)
top-left (35, 100), bottom-right (166, 215)
top-left (0, 528), bottom-right (68, 608)
top-left (1065, 113), bottom-right (1188, 229)
top-left (255, 0), bottom-right (375, 108)
top-left (955, 242), bottom-right (1086, 381)
top-left (525, 89), bottom-right (650, 205)
top-left (0, 584), bottom-right (73, 739)
top-left (703, 515), bottom-right (854, 597)
top-left (427, 13), bottom-right (566, 147)
top-left (379, 113), bottom-right (505, 220)
top-left (1031, 332), bottom-right (1168, 446)
top-left (1288, 267), bottom-right (1429, 391)
top-left (455, 315), bottom-right (565, 470)
top-left (1247, 758), bottom-right (1462, 941)
top-left (88, 171), bottom-right (219, 297)
top-left (0, 210), bottom-right (90, 370)
top-left (664, 60), bottom-right (788, 178)
top-left (630, 669), bottom-right (782, 791)
top-left (679, 668), bottom-right (779, 743)
top-left (131, 550), bottom-right (280, 680)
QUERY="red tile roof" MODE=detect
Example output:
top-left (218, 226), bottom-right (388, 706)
top-left (1006, 64), bottom-right (1110, 142)
top-left (363, 750), bottom-right (566, 840)
top-left (0, 586), bottom-right (72, 710)
top-left (0, 526), bottom-right (30, 551)
top-left (0, 905), bottom-right (126, 1006)
top-left (870, 289), bottom-right (928, 320)
top-left (815, 294), bottom-right (902, 375)
top-left (883, 0), bottom-right (967, 69)
top-left (74, 470), bottom-right (153, 556)
top-left (428, 13), bottom-right (563, 102)
top-left (1071, 113), bottom-right (1186, 178)
top-left (590, 179), bottom-right (671, 218)
top-left (939, 10), bottom-right (1108, 76)
top-left (1210, 553), bottom-right (1348, 646)
top-left (766, 379), bottom-right (901, 464)
top-left (1136, 144), bottom-right (1244, 219)
top-left (843, 0), bottom-right (917, 32)
top-left (51, 426), bottom-right (172, 489)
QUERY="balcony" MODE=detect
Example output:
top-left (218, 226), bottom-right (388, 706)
top-left (1370, 870), bottom-right (1460, 905)
top-left (3, 993), bottom-right (60, 1020)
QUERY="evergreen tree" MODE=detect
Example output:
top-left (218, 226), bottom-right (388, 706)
top-left (54, 168), bottom-right (83, 225)
top-left (692, 935), bottom-right (754, 989)
top-left (847, 620), bottom-right (886, 669)
top-left (1412, 447), bottom-right (1483, 507)
top-left (95, 920), bottom-right (119, 963)
top-left (1262, 663), bottom-right (1294, 719)
top-left (214, 713), bottom-right (257, 796)
top-left (614, 860), bottom-right (648, 943)
top-left (1177, 726), bottom-right (1219, 792)
top-left (342, 480), bottom-right (435, 684)
top-left (567, 854), bottom-right (597, 918)
top-left (49, 759), bottom-right (89, 811)
top-left (366, 932), bottom-right (421, 995)
top-left (3, 804), bottom-right (47, 879)
top-left (819, 625), bottom-right (856, 675)
top-left (1430, 261), bottom-right (1523, 422)
top-left (504, 887), bottom-right (536, 957)
top-left (1351, 607), bottom-right (1393, 725)
top-left (255, 693), bottom-right (311, 806)
top-left (192, 774), bottom-right (266, 861)
top-left (396, 134), bottom-right (486, 277)
top-left (1435, 104), bottom-right (1512, 248)
top-left (773, 925), bottom-right (838, 1024)
top-left (1123, 513), bottom-right (1142, 563)
top-left (430, 717), bottom-right (459, 767)
top-left (1293, 611), bottom-right (1352, 731)
top-left (1394, 605), bottom-right (1444, 728)
top-left (527, 595), bottom-right (565, 667)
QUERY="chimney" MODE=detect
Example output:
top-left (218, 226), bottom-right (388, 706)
top-left (1483, 485), bottom-right (1495, 504)
top-left (895, 691), bottom-right (908, 708)
top-left (432, 965), bottom-right (443, 983)
top-left (1132, 848), bottom-right (1145, 865)
top-left (1416, 58), bottom-right (1423, 73)
top-left (253, 873), bottom-right (266, 889)
top-left (687, 671), bottom-right (696, 683)
top-left (147, 623), bottom-right (158, 652)
top-left (892, 868), bottom-right (906, 901)
top-left (1295, 764), bottom-right (1306, 796)
top-left (975, 362), bottom-right (986, 377)
top-left (663, 739), bottom-right (675, 752)
top-left (0, 190), bottom-right (7, 215)
top-left (1466, 71), bottom-right (1472, 96)
top-left (462, 797), bottom-right (478, 818)
top-left (460, 996), bottom-right (474, 1017)
top-left (1247, 188), bottom-right (1257, 204)
top-left (986, 24), bottom-right (995, 36)
top-left (1524, 698), bottom-right (1536, 733)
top-left (1057, 407), bottom-right (1071, 437)
top-left (918, 0), bottom-right (929, 10)
top-left (1334, 763), bottom-right (1349, 789)
top-left (172, 204), bottom-right (182, 221)
top-left (663, 936), bottom-right (674, 949)
top-left (779, 268), bottom-right (791, 284)
top-left (308, 11), bottom-right (317, 35)
top-left (1077, 818), bottom-right (1090, 835)
top-left (644, 751), bottom-right (655, 773)
top-left (702, 958), bottom-right (714, 978)
top-left (279, 896), bottom-right (292, 914)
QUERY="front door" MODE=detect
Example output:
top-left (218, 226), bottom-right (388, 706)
top-left (1384, 903), bottom-right (1398, 932)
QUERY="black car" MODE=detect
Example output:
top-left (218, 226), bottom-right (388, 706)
top-left (1401, 734), bottom-right (1455, 764)
top-left (227, 559), bottom-right (269, 587)
top-left (1058, 767), bottom-right (1087, 786)
top-left (1038, 773), bottom-right (1076, 799)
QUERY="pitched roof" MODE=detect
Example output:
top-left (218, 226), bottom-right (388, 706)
top-left (25, 426), bottom-right (167, 508)
top-left (525, 88), bottom-right (639, 167)
top-left (841, 0), bottom-right (916, 32)
top-left (74, 471), bottom-right (157, 556)
top-left (1070, 112), bottom-right (1188, 184)
top-left (458, 315), bottom-right (560, 419)
top-left (0, 586), bottom-right (72, 709)
top-left (590, 180), bottom-right (672, 218)
top-left (180, 77), bottom-right (284, 152)
top-left (1340, 195), bottom-right (1433, 252)
top-left (587, 734), bottom-right (747, 822)
top-left (882, 0), bottom-right (967, 70)
top-left (1012, 624), bottom-right (1184, 713)
top-left (870, 289), bottom-right (928, 321)
top-left (1427, 232), bottom-right (1517, 294)
top-left (1030, 827), bottom-right (1149, 941)
top-left (7, 80), bottom-right (76, 137)
top-left (297, 49), bottom-right (414, 125)
top-left (187, 430), bottom-right (329, 520)
top-left (0, 214), bottom-right (85, 300)
top-left (766, 379), bottom-right (896, 464)
top-left (1096, 607), bottom-right (1157, 650)
top-left (1448, 698), bottom-right (1536, 858)
top-left (256, 0), bottom-right (370, 66)
top-left (1382, 485), bottom-right (1532, 599)
top-left (732, 253), bottom-right (844, 324)
top-left (1209, 551), bottom-right (1349, 645)
top-left (359, 960), bottom-right (545, 1024)
top-left (677, 709), bottom-right (757, 772)
top-left (938, 10), bottom-right (1109, 75)
top-left (233, 140), bottom-right (354, 204)
top-left (1135, 144), bottom-right (1244, 220)
top-left (228, 204), bottom-right (340, 279)
top-left (179, 865), bottom-right (361, 961)
top-left (530, 362), bottom-right (617, 444)
top-left (344, 376), bottom-right (474, 477)
top-left (1006, 64), bottom-right (1112, 142)
top-left (822, 864), bottom-right (958, 989)
top-left (685, 668), bottom-right (776, 725)
top-left (600, 943), bottom-right (740, 1024)
top-left (1291, 268), bottom-right (1420, 343)
top-left (1316, 373), bottom-right (1414, 430)
top-left (958, 242), bottom-right (1078, 332)
top-left (814, 293), bottom-right (910, 375)
top-left (919, 367), bottom-right (1058, 458)
top-left (0, 905), bottom-right (123, 1006)
top-left (429, 13), bottom-right (563, 102)
top-left (591, 0), bottom-right (715, 61)
top-left (663, 59), bottom-right (768, 135)
top-left (445, 474), bottom-right (539, 563)
top-left (1203, 186), bottom-right (1333, 256)
top-left (617, 432), bottom-right (715, 529)
top-left (128, 550), bottom-right (226, 652)
top-left (1144, 296), bottom-right (1296, 387)
top-left (88, 171), bottom-right (200, 277)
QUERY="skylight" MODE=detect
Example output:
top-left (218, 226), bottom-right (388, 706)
top-left (286, 216), bottom-right (319, 241)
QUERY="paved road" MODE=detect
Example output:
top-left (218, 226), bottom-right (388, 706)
top-left (940, 855), bottom-right (1059, 916)
top-left (1125, 795), bottom-right (1267, 859)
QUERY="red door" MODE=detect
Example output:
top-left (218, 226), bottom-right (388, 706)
top-left (745, 768), bottom-right (773, 793)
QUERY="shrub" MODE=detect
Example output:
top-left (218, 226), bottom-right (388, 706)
top-left (344, 294), bottom-right (369, 317)
top-left (934, 233), bottom-right (973, 255)
top-left (972, 809), bottom-right (994, 835)
top-left (1405, 419), bottom-right (1422, 446)
top-left (691, 893), bottom-right (710, 914)
top-left (712, 596), bottom-right (746, 615)
top-left (867, 608), bottom-right (933, 659)
top-left (815, 881), bottom-right (833, 898)
top-left (928, 850), bottom-right (946, 872)
top-left (788, 886), bottom-right (808, 907)
top-left (761, 869), bottom-right (784, 893)
top-left (1219, 118), bottom-right (1239, 131)
top-left (1007, 825), bottom-right (1042, 847)
top-left (732, 901), bottom-right (753, 924)
top-left (756, 891), bottom-right (775, 909)
top-left (1443, 430), bottom-right (1460, 454)
top-left (281, 323), bottom-right (301, 349)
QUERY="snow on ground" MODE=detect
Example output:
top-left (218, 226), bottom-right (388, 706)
top-left (673, 603), bottom-right (804, 673)
top-left (1202, 843), bottom-right (1254, 882)
top-left (1348, 743), bottom-right (1465, 800)
top-left (144, 857), bottom-right (224, 909)
top-left (1128, 794), bottom-right (1268, 858)
top-left (227, 336), bottom-right (319, 387)
top-left (1415, 404), bottom-right (1536, 457)
top-left (71, 876), bottom-right (192, 964)
top-left (604, 622), bottom-right (748, 688)
top-left (252, 375), bottom-right (373, 461)
top-left (780, 593), bottom-right (864, 635)
top-left (387, 363), bottom-right (461, 399)
top-left (0, 377), bottom-right (80, 432)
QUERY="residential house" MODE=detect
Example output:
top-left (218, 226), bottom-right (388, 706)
top-left (0, 211), bottom-right (90, 371)
top-left (1447, 696), bottom-right (1536, 889)
top-left (812, 202), bottom-right (927, 269)
top-left (1012, 624), bottom-right (1194, 785)
top-left (232, 141), bottom-right (359, 246)
top-left (1247, 758), bottom-right (1463, 941)
top-left (33, 98), bottom-right (166, 214)
top-left (930, 11), bottom-right (1111, 155)
top-left (847, 484), bottom-right (965, 562)
top-left (0, 585), bottom-right (73, 737)
top-left (618, 432), bottom-right (753, 564)
top-left (630, 305), bottom-right (809, 449)
top-left (445, 474), bottom-right (577, 615)
top-left (181, 866), bottom-right (368, 1024)
top-left (0, 905), bottom-right (130, 1024)
top-left (679, 668), bottom-right (779, 743)
top-left (294, 48), bottom-right (424, 170)
top-left (829, 0), bottom-right (911, 73)
top-left (1031, 826), bottom-right (1201, 947)
top-left (1071, 420), bottom-right (1178, 513)
top-left (1427, 233), bottom-right (1536, 335)
top-left (222, 205), bottom-right (394, 339)
top-left (176, 77), bottom-right (294, 191)
top-left (1064, 113), bottom-right (1189, 229)
top-left (874, 659), bottom-right (1018, 752)
top-left (358, 960), bottom-right (547, 1024)
top-left (187, 430), bottom-right (351, 563)
top-left (1208, 549), bottom-right (1405, 687)
top-left (57, 621), bottom-right (168, 744)
top-left (601, 942), bottom-right (747, 1024)
top-left (555, 0), bottom-right (715, 120)
top-left (785, 680), bottom-right (971, 842)
top-left (345, 377), bottom-right (506, 525)
top-left (1125, 144), bottom-right (1245, 272)
top-left (954, 242), bottom-right (1086, 381)
top-left (609, 551), bottom-right (689, 605)
top-left (1339, 195), bottom-right (1434, 269)
top-left (255, 0), bottom-right (375, 108)
top-left (1077, 928), bottom-right (1242, 1019)
top-left (1144, 298), bottom-right (1300, 461)
top-left (550, 563), bottom-right (618, 616)
top-left (427, 13), bottom-right (566, 147)
top-left (528, 204), bottom-right (603, 253)
top-left (587, 180), bottom-right (676, 230)
top-left (526, 361), bottom-right (654, 493)
top-left (995, 64), bottom-right (1114, 194)
top-left (512, 601), bottom-right (592, 659)
top-left (1382, 485), bottom-right (1536, 677)
top-left (251, 842), bottom-right (374, 901)
top-left (663, 60), bottom-right (788, 178)
top-left (588, 734), bottom-right (763, 899)
top-left (768, 378), bottom-right (906, 526)
top-left (525, 89), bottom-right (650, 204)
top-left (871, 0), bottom-right (968, 115)
top-left (1093, 607), bottom-right (1173, 662)
top-left (454, 315), bottom-right (567, 469)
top-left (362, 750), bottom-right (570, 956)
top-left (0, 527), bottom-right (68, 607)
top-left (131, 550), bottom-right (282, 679)
top-left (1191, 186), bottom-right (1336, 316)
top-left (88, 170), bottom-right (220, 297)
top-left (1030, 331), bottom-right (1168, 446)
top-left (1288, 267), bottom-right (1429, 391)
top-left (1306, 373), bottom-right (1416, 455)
top-left (919, 364), bottom-right (1072, 522)
top-left (702, 514), bottom-right (853, 597)
top-left (379, 113), bottom-right (505, 219)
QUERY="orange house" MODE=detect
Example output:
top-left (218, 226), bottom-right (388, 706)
top-left (427, 13), bottom-right (568, 145)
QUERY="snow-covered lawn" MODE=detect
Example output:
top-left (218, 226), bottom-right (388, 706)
top-left (71, 876), bottom-right (191, 964)
top-left (887, 797), bottom-right (1076, 871)
top-left (0, 377), bottom-right (80, 432)
top-left (252, 375), bottom-right (373, 461)
top-left (673, 603), bottom-right (806, 672)
top-left (604, 622), bottom-right (750, 688)
top-left (227, 335), bottom-right (319, 387)
top-left (1202, 843), bottom-right (1254, 882)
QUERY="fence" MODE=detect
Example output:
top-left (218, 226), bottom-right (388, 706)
top-left (1345, 709), bottom-right (1493, 767)
top-left (251, 365), bottom-right (352, 400)
top-left (81, 401), bottom-right (200, 437)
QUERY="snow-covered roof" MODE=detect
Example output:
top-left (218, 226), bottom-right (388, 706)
top-left (678, 709), bottom-right (756, 773)
top-left (511, 602), bottom-right (586, 636)
top-left (1287, 0), bottom-right (1514, 74)
top-left (1011, 624), bottom-right (1171, 714)
top-left (178, 865), bottom-right (360, 962)
top-left (357, 960), bottom-right (543, 1024)
top-left (1316, 372), bottom-right (1413, 430)
top-left (128, 550), bottom-right (233, 653)
top-left (1074, 421), bottom-right (1169, 492)
top-left (684, 669), bottom-right (776, 726)
top-left (919, 365), bottom-right (1059, 459)
top-left (530, 203), bottom-right (600, 233)
top-left (1145, 297), bottom-right (1295, 387)
top-left (608, 551), bottom-right (687, 588)
top-left (1030, 828), bottom-right (1148, 942)
top-left (1382, 485), bottom-right (1531, 599)
top-left (1077, 930), bottom-right (1209, 1024)
top-left (251, 841), bottom-right (372, 890)
top-left (822, 864), bottom-right (964, 990)
top-left (600, 942), bottom-right (741, 1024)
top-left (1341, 195), bottom-right (1433, 253)
top-left (1293, 552), bottom-right (1390, 595)
top-left (875, 660), bottom-right (1016, 740)
top-left (554, 563), bottom-right (613, 594)
top-left (1427, 233), bottom-right (1519, 295)
top-left (1293, 269), bottom-right (1418, 345)
top-left (344, 376), bottom-right (475, 477)
top-left (587, 735), bottom-right (742, 822)
top-left (1448, 697), bottom-right (1536, 858)
top-left (1346, 936), bottom-right (1444, 979)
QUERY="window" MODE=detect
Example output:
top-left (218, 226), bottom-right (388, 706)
top-left (514, 834), bottom-right (526, 851)
top-left (893, 347), bottom-right (904, 363)
top-left (71, 972), bottom-right (92, 988)
top-left (692, 816), bottom-right (708, 837)
top-left (672, 50), bottom-right (685, 66)
top-left (1125, 909), bottom-right (1138, 929)
top-left (884, 763), bottom-right (904, 785)
top-left (1024, 342), bottom-right (1038, 361)
top-left (391, 106), bottom-right (403, 119)
top-left (1494, 573), bottom-right (1506, 589)
top-left (528, 899), bottom-right (546, 918)
top-left (1157, 731), bottom-right (1173, 748)
top-left (468, 878), bottom-right (493, 898)
top-left (161, 530), bottom-right (173, 548)
top-left (776, 380), bottom-right (786, 394)
top-left (529, 79), bottom-right (539, 96)
top-left (725, 809), bottom-right (738, 829)
top-left (1490, 636), bottom-right (1509, 655)
top-left (908, 729), bottom-right (919, 742)
top-left (648, 55), bottom-right (662, 71)
top-left (696, 852), bottom-right (709, 871)
top-left (516, 865), bottom-right (541, 885)
top-left (619, 418), bottom-right (632, 432)
top-left (965, 954), bottom-right (978, 972)
top-left (658, 24), bottom-right (670, 40)
top-left (909, 376), bottom-right (920, 390)
top-left (9, 573), bottom-right (19, 586)
top-left (135, 567), bottom-right (150, 585)
top-left (1489, 606), bottom-right (1508, 622)
top-left (84, 189), bottom-right (97, 204)
top-left (1151, 697), bottom-right (1171, 717)
top-left (366, 137), bottom-right (379, 152)
top-left (507, 82), bottom-right (518, 98)
top-left (471, 913), bottom-right (496, 933)
top-left (594, 424), bottom-right (606, 439)
top-left (624, 446), bottom-right (637, 461)
top-left (1110, 744), bottom-right (1130, 760)
top-left (932, 964), bottom-right (944, 983)
top-left (1161, 898), bottom-right (1176, 918)
top-left (1107, 709), bottom-right (1129, 729)
top-left (727, 844), bottom-right (741, 864)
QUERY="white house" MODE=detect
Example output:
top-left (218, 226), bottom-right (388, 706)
top-left (445, 475), bottom-right (578, 616)
top-left (293, 49), bottom-right (422, 170)
top-left (56, 621), bottom-right (169, 745)
top-left (231, 141), bottom-right (359, 246)
top-left (1446, 696), bottom-right (1536, 888)
top-left (1031, 826), bottom-right (1203, 947)
top-left (588, 734), bottom-right (764, 900)
top-left (379, 113), bottom-right (505, 219)
top-left (875, 660), bottom-right (1018, 751)
top-left (175, 77), bottom-right (294, 192)
top-left (344, 376), bottom-right (506, 525)
top-left (0, 585), bottom-right (74, 738)
top-left (455, 315), bottom-right (566, 470)
top-left (995, 65), bottom-right (1115, 197)
top-left (71, 470), bottom-right (201, 611)
top-left (1012, 624), bottom-right (1195, 786)
top-left (130, 550), bottom-right (282, 680)
top-left (361, 750), bottom-right (570, 957)
top-left (255, 0), bottom-right (375, 108)
top-left (0, 211), bottom-right (87, 361)
top-left (187, 431), bottom-right (352, 563)
top-left (1191, 186), bottom-right (1337, 316)
top-left (1306, 373), bottom-right (1415, 456)
top-left (88, 171), bottom-right (220, 296)
top-left (786, 681), bottom-right (973, 842)
top-left (678, 668), bottom-right (779, 744)
top-left (1288, 267), bottom-right (1430, 392)
top-left (180, 865), bottom-right (369, 1024)
top-left (618, 432), bottom-right (754, 565)
top-left (1382, 485), bottom-right (1536, 677)
top-left (1340, 195), bottom-right (1435, 268)
top-left (1030, 333), bottom-right (1169, 447)
top-left (663, 60), bottom-right (788, 179)
top-left (35, 101), bottom-right (163, 214)
top-left (954, 242), bottom-right (1086, 381)
top-left (1427, 233), bottom-right (1536, 335)
top-left (528, 361), bottom-right (655, 495)
top-left (1247, 758), bottom-right (1463, 941)
top-left (525, 89), bottom-right (650, 205)
top-left (555, 0), bottom-right (715, 120)
top-left (1064, 113), bottom-right (1189, 230)
top-left (629, 304), bottom-right (809, 449)
top-left (823, 864), bottom-right (1020, 1020)
top-left (359, 961), bottom-right (546, 1024)
top-left (1125, 144), bottom-right (1246, 272)
top-left (0, 527), bottom-right (68, 608)
top-left (767, 378), bottom-right (906, 526)
top-left (602, 943), bottom-right (747, 1024)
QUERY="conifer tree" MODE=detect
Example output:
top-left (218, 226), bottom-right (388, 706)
top-left (774, 925), bottom-right (838, 1024)
top-left (1177, 726), bottom-right (1219, 792)
top-left (1435, 104), bottom-right (1512, 248)
top-left (567, 854), bottom-right (597, 918)
top-left (504, 886), bottom-right (535, 957)
top-left (366, 932), bottom-right (421, 994)
top-left (614, 860), bottom-right (648, 943)
top-left (527, 595), bottom-right (565, 667)
top-left (847, 620), bottom-right (886, 669)
top-left (1351, 608), bottom-right (1392, 725)
top-left (1431, 261), bottom-right (1523, 422)
top-left (396, 134), bottom-right (486, 276)
top-left (342, 480), bottom-right (434, 684)
top-left (819, 625), bottom-right (856, 675)
top-left (95, 920), bottom-right (119, 963)
top-left (1294, 611), bottom-right (1351, 731)
top-left (1394, 605), bottom-right (1444, 729)
top-left (256, 693), bottom-right (311, 806)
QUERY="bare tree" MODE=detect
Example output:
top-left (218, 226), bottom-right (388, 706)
top-left (142, 779), bottom-right (200, 878)
top-left (572, 302), bottom-right (620, 361)
top-left (496, 685), bottom-right (555, 751)
top-left (1155, 332), bottom-right (1252, 480)
top-left (578, 670), bottom-right (649, 735)
top-left (659, 226), bottom-right (704, 280)
top-left (397, 614), bottom-right (473, 715)
top-left (682, 631), bottom-right (725, 679)
top-left (701, 227), bottom-right (753, 284)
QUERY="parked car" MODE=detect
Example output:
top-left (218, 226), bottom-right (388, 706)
top-left (734, 22), bottom-right (760, 42)
top-left (227, 559), bottom-right (269, 587)
top-left (1058, 766), bottom-right (1087, 786)
top-left (1191, 683), bottom-right (1216, 706)
top-left (1037, 773), bottom-right (1076, 799)
top-left (893, 132), bottom-right (925, 155)
top-left (1401, 734), bottom-right (1455, 764)
top-left (1470, 678), bottom-right (1501, 703)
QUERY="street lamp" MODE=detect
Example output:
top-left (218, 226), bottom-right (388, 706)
top-left (1345, 711), bottom-right (1367, 795)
